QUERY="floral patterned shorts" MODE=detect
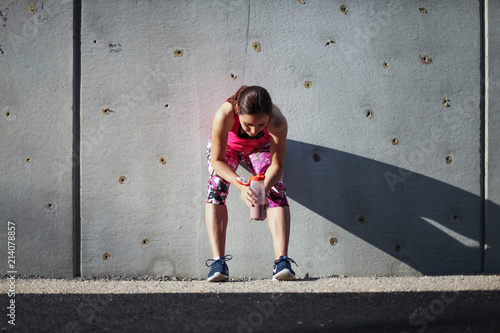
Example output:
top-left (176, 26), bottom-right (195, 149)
top-left (206, 140), bottom-right (288, 207)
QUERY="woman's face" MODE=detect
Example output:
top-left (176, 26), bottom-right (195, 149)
top-left (239, 113), bottom-right (269, 137)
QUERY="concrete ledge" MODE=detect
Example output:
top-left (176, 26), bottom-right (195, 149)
top-left (3, 275), bottom-right (499, 294)
top-left (2, 276), bottom-right (499, 332)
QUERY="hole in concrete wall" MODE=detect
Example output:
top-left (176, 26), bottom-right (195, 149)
top-left (4, 110), bottom-right (11, 118)
top-left (418, 54), bottom-right (432, 65)
top-left (173, 49), bottom-right (184, 57)
top-left (102, 107), bottom-right (110, 115)
top-left (442, 98), bottom-right (450, 107)
top-left (445, 155), bottom-right (452, 164)
top-left (165, 104), bottom-right (169, 108)
top-left (93, 40), bottom-right (98, 44)
top-left (25, 156), bottom-right (32, 163)
top-left (304, 81), bottom-right (312, 89)
top-left (312, 153), bottom-right (321, 162)
top-left (28, 3), bottom-right (37, 14)
top-left (44, 202), bottom-right (55, 211)
top-left (118, 175), bottom-right (127, 184)
top-left (382, 61), bottom-right (389, 68)
top-left (340, 5), bottom-right (347, 14)
top-left (230, 73), bottom-right (237, 80)
top-left (391, 138), bottom-right (399, 145)
top-left (364, 109), bottom-right (373, 119)
top-left (357, 215), bottom-right (366, 224)
top-left (419, 8), bottom-right (427, 13)
top-left (394, 244), bottom-right (402, 252)
top-left (252, 42), bottom-right (261, 52)
top-left (102, 252), bottom-right (111, 260)
top-left (329, 237), bottom-right (338, 246)
top-left (159, 157), bottom-right (166, 164)
top-left (141, 238), bottom-right (149, 245)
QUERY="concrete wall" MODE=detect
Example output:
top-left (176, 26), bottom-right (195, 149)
top-left (0, 0), bottom-right (74, 277)
top-left (1, 0), bottom-right (497, 278)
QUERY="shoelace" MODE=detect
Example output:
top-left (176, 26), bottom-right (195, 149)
top-left (205, 254), bottom-right (233, 267)
top-left (274, 256), bottom-right (298, 267)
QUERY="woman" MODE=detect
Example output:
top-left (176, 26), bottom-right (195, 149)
top-left (205, 85), bottom-right (297, 282)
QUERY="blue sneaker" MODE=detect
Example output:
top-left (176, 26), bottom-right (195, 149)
top-left (272, 256), bottom-right (298, 281)
top-left (205, 255), bottom-right (232, 282)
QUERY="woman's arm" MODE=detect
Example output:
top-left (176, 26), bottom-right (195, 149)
top-left (210, 103), bottom-right (240, 186)
top-left (210, 103), bottom-right (253, 204)
top-left (265, 104), bottom-right (288, 194)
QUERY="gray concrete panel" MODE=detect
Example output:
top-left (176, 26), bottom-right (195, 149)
top-left (0, 0), bottom-right (74, 277)
top-left (81, 0), bottom-right (483, 278)
top-left (486, 0), bottom-right (500, 273)
top-left (80, 0), bottom-right (208, 277)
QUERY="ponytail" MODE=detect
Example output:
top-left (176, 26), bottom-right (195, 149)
top-left (228, 85), bottom-right (248, 112)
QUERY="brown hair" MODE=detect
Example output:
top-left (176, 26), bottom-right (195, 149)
top-left (228, 85), bottom-right (272, 116)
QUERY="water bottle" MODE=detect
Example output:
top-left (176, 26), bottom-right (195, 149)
top-left (236, 173), bottom-right (267, 220)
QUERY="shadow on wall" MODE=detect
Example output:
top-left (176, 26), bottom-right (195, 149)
top-left (284, 139), bottom-right (498, 275)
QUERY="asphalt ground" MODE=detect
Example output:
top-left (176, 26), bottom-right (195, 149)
top-left (1, 275), bottom-right (500, 332)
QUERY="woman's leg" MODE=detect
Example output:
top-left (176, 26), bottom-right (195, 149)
top-left (205, 203), bottom-right (228, 258)
top-left (244, 144), bottom-right (291, 260)
top-left (267, 206), bottom-right (291, 260)
top-left (205, 140), bottom-right (240, 259)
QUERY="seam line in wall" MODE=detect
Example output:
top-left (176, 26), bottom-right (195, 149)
top-left (72, 0), bottom-right (82, 277)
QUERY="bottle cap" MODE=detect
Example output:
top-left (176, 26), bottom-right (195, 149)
top-left (249, 173), bottom-right (265, 181)
top-left (236, 173), bottom-right (265, 185)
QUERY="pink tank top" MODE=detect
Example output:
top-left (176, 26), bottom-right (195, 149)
top-left (226, 110), bottom-right (271, 153)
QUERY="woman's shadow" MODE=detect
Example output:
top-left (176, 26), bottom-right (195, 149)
top-left (284, 139), bottom-right (499, 275)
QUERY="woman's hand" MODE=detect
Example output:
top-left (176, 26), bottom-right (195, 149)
top-left (239, 185), bottom-right (256, 208)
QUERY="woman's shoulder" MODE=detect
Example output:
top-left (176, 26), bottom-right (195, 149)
top-left (216, 101), bottom-right (235, 118)
top-left (213, 102), bottom-right (236, 133)
top-left (268, 104), bottom-right (287, 135)
top-left (271, 103), bottom-right (285, 118)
